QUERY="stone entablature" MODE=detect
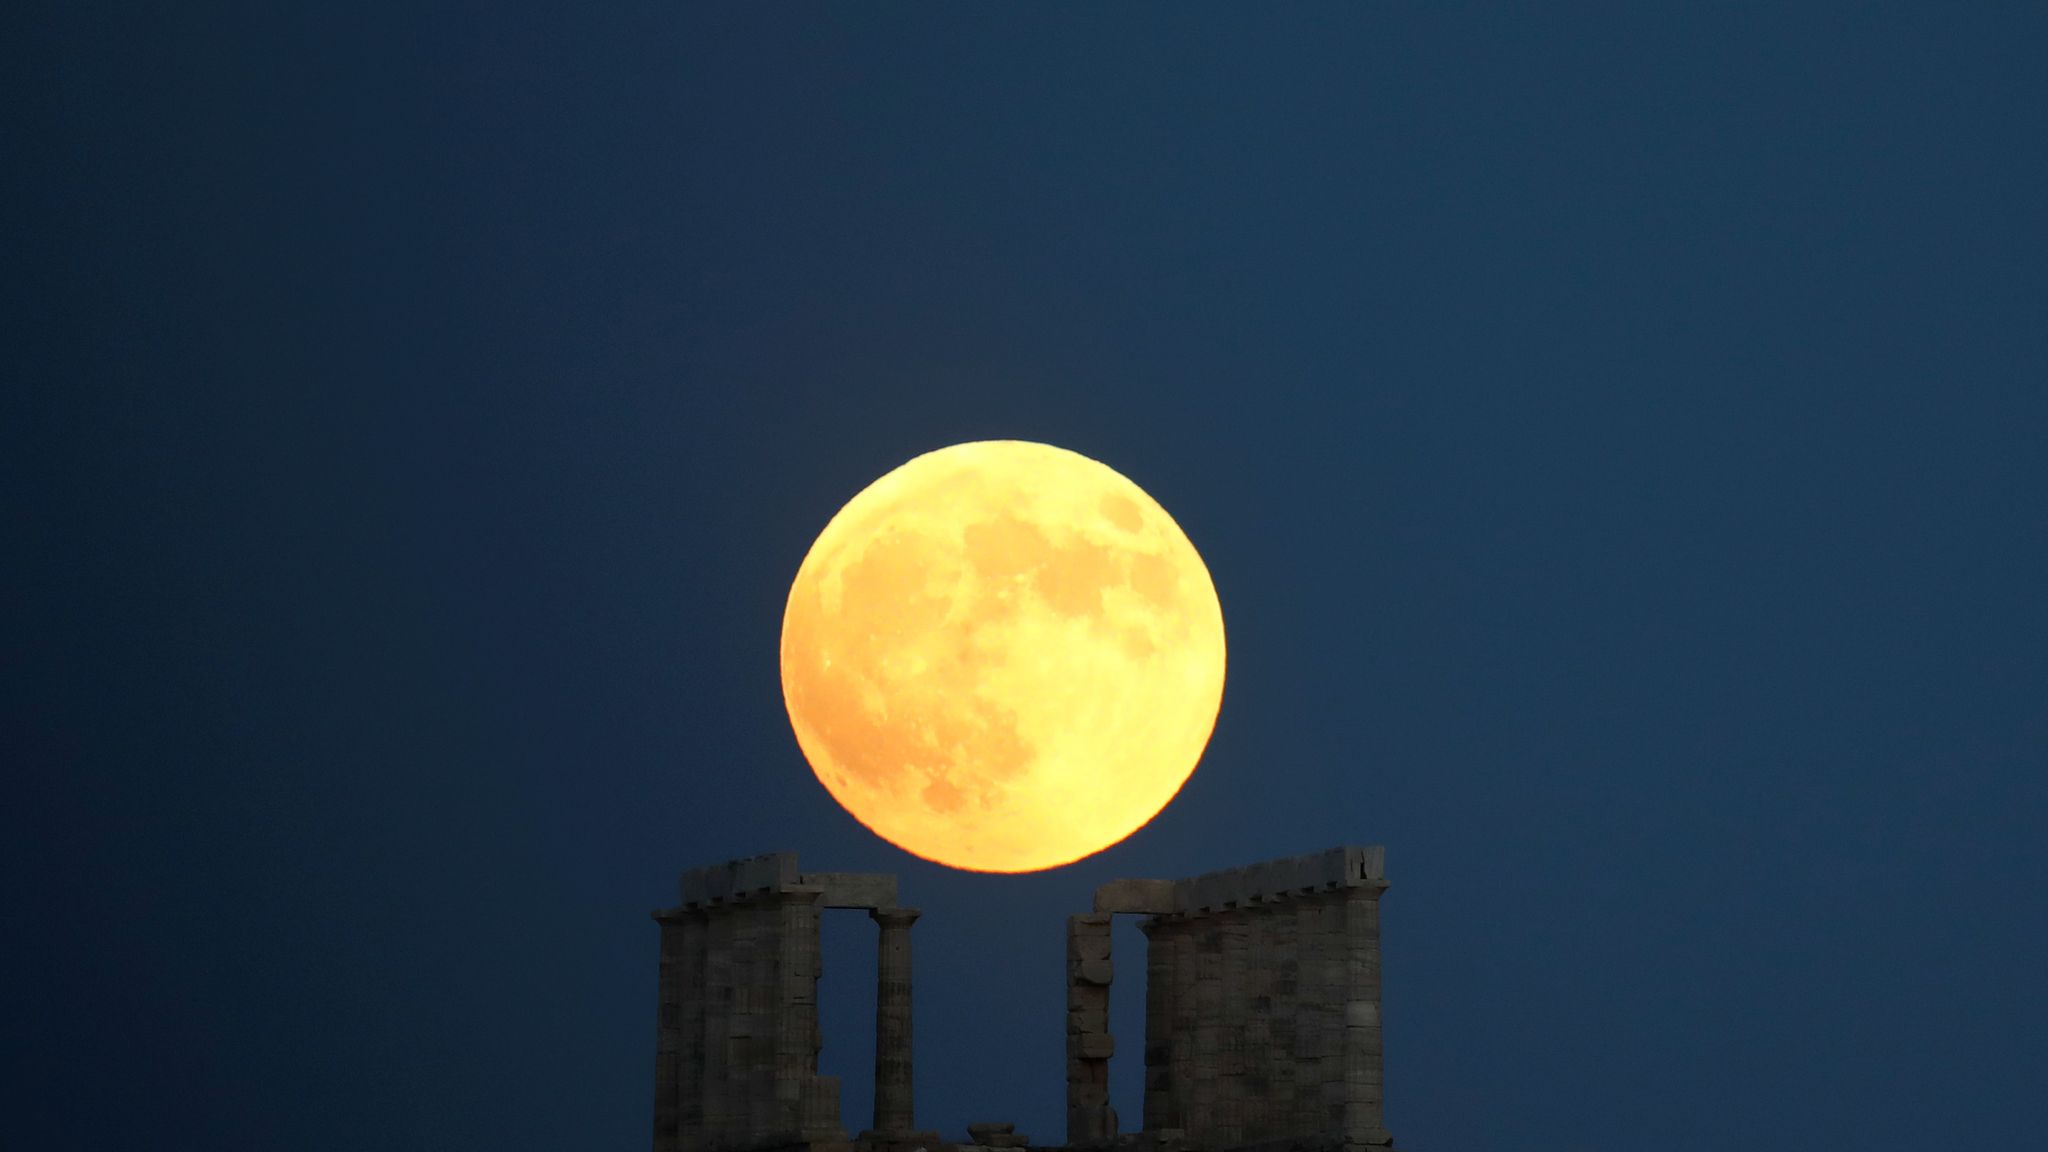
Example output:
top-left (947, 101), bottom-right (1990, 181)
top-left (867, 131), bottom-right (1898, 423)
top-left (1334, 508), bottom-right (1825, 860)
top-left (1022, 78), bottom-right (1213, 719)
top-left (657, 847), bottom-right (1395, 1152)
top-left (1093, 847), bottom-right (1385, 917)
top-left (675, 853), bottom-right (901, 912)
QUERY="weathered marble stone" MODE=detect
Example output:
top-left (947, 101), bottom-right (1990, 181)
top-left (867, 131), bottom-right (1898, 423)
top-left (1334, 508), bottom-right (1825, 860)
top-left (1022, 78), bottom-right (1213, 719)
top-left (657, 846), bottom-right (1397, 1152)
top-left (1094, 878), bottom-right (1177, 915)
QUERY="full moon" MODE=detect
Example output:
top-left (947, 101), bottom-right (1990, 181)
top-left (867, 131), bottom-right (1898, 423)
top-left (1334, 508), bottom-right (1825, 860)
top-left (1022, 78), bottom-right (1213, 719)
top-left (780, 440), bottom-right (1226, 873)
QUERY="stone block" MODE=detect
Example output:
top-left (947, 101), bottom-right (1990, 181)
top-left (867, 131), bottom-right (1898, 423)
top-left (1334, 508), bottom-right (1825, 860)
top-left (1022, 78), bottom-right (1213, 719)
top-left (1321, 959), bottom-right (1347, 988)
top-left (1184, 869), bottom-right (1243, 913)
top-left (1271, 1019), bottom-right (1296, 1051)
top-left (1293, 1022), bottom-right (1333, 1061)
top-left (1065, 1103), bottom-right (1118, 1144)
top-left (1341, 1122), bottom-right (1395, 1148)
top-left (1322, 1025), bottom-right (1351, 1061)
top-left (1168, 847), bottom-right (1388, 916)
top-left (1094, 877), bottom-right (1178, 915)
top-left (799, 871), bottom-right (898, 909)
top-left (1069, 1031), bottom-right (1115, 1059)
top-left (856, 1129), bottom-right (945, 1152)
top-left (1068, 1006), bottom-right (1108, 1033)
top-left (1343, 1065), bottom-right (1392, 1090)
top-left (680, 852), bottom-right (800, 905)
top-left (1344, 1001), bottom-right (1380, 1028)
top-left (1075, 957), bottom-right (1113, 986)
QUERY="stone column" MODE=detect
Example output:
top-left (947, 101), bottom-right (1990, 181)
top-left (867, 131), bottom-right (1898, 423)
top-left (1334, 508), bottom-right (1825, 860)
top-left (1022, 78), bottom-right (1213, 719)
top-left (1139, 918), bottom-right (1175, 1133)
top-left (1189, 922), bottom-right (1221, 1139)
top-left (1167, 917), bottom-right (1199, 1137)
top-left (654, 913), bottom-right (685, 1152)
top-left (1217, 915), bottom-right (1249, 1149)
top-left (701, 907), bottom-right (736, 1147)
top-left (777, 888), bottom-right (827, 1140)
top-left (1340, 883), bottom-right (1393, 1150)
top-left (731, 898), bottom-right (777, 1142)
top-left (871, 907), bottom-right (920, 1134)
top-left (1315, 894), bottom-right (1348, 1139)
top-left (678, 911), bottom-right (709, 1151)
top-left (1268, 900), bottom-right (1301, 1139)
top-left (1065, 913), bottom-right (1114, 1145)
top-left (1240, 911), bottom-right (1273, 1143)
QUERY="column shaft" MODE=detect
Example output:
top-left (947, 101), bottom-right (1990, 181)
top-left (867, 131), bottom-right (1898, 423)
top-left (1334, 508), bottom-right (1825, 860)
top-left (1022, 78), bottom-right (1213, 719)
top-left (1340, 886), bottom-right (1392, 1149)
top-left (775, 890), bottom-right (824, 1137)
top-left (732, 899), bottom-right (774, 1142)
top-left (655, 915), bottom-right (684, 1152)
top-left (1139, 919), bottom-right (1173, 1133)
top-left (1293, 898), bottom-right (1331, 1137)
top-left (1217, 915), bottom-right (1249, 1149)
top-left (1189, 922), bottom-right (1220, 1139)
top-left (871, 907), bottom-right (920, 1133)
top-left (701, 909), bottom-right (735, 1147)
top-left (1269, 900), bottom-right (1301, 1138)
top-left (679, 913), bottom-right (708, 1151)
top-left (1242, 911), bottom-right (1273, 1143)
top-left (1168, 919), bottom-right (1198, 1135)
top-left (1065, 913), bottom-right (1114, 1145)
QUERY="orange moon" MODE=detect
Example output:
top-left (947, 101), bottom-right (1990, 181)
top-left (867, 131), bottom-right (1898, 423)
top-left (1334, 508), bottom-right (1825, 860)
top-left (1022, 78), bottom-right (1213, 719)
top-left (780, 440), bottom-right (1226, 873)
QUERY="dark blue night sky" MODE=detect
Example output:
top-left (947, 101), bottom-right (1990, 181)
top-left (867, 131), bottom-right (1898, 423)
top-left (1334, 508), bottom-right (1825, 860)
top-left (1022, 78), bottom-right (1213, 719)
top-left (9, 4), bottom-right (2045, 1149)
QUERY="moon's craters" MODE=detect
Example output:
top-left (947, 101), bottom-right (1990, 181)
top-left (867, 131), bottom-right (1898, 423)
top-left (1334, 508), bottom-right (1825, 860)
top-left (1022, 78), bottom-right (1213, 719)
top-left (781, 441), bottom-right (1225, 872)
top-left (794, 521), bottom-right (1035, 811)
top-left (1100, 493), bottom-right (1144, 532)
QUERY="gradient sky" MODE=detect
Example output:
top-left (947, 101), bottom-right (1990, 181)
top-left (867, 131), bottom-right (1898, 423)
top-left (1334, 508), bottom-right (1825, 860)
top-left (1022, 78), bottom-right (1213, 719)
top-left (9, 4), bottom-right (2046, 1150)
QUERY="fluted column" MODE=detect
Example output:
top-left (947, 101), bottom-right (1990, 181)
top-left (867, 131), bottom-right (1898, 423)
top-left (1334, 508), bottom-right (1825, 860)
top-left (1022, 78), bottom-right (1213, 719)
top-left (777, 888), bottom-right (827, 1140)
top-left (870, 906), bottom-right (920, 1133)
top-left (1190, 921), bottom-right (1221, 1139)
top-left (1139, 918), bottom-right (1177, 1133)
top-left (654, 912), bottom-right (684, 1152)
top-left (701, 907), bottom-right (736, 1146)
top-left (677, 911), bottom-right (707, 1151)
top-left (1341, 883), bottom-right (1393, 1150)
top-left (1218, 915), bottom-right (1249, 1148)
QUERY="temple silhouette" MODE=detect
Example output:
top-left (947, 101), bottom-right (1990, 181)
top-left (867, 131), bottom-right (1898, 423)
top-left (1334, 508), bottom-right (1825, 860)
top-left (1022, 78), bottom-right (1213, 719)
top-left (652, 847), bottom-right (1396, 1152)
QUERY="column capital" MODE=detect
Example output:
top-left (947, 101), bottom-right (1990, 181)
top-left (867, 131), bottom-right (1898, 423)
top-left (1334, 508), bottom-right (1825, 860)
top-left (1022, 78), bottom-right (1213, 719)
top-left (870, 906), bottom-right (921, 928)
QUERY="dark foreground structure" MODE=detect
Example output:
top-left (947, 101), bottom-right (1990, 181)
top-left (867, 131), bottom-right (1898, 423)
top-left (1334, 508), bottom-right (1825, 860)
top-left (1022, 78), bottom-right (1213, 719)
top-left (651, 847), bottom-right (1395, 1152)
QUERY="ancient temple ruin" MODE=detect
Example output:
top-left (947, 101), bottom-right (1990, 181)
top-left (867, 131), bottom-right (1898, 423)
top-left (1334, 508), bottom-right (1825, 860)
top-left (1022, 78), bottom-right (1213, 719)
top-left (650, 856), bottom-right (936, 1152)
top-left (650, 847), bottom-right (1395, 1152)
